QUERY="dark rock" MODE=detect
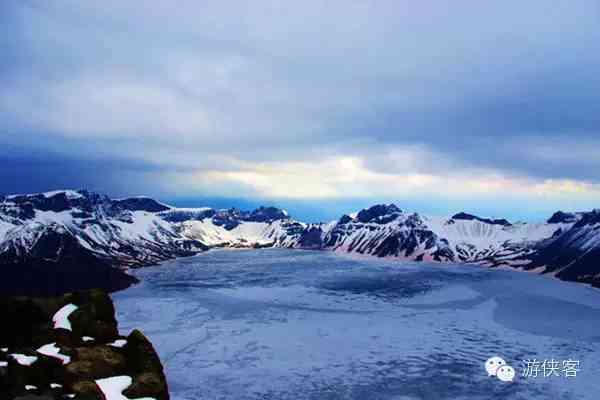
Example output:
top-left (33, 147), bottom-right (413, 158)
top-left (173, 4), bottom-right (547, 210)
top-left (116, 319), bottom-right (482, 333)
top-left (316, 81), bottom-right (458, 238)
top-left (247, 206), bottom-right (289, 222)
top-left (547, 211), bottom-right (580, 224)
top-left (123, 372), bottom-right (169, 400)
top-left (65, 345), bottom-right (128, 382)
top-left (356, 204), bottom-right (401, 223)
top-left (451, 212), bottom-right (511, 226)
top-left (114, 197), bottom-right (171, 213)
top-left (123, 330), bottom-right (165, 375)
top-left (68, 291), bottom-right (119, 341)
top-left (338, 214), bottom-right (353, 224)
top-left (573, 209), bottom-right (600, 228)
top-left (4, 355), bottom-right (64, 399)
top-left (0, 297), bottom-right (49, 347)
top-left (297, 226), bottom-right (324, 249)
top-left (71, 380), bottom-right (103, 399)
top-left (1, 290), bottom-right (170, 399)
top-left (159, 208), bottom-right (215, 223)
top-left (0, 228), bottom-right (138, 297)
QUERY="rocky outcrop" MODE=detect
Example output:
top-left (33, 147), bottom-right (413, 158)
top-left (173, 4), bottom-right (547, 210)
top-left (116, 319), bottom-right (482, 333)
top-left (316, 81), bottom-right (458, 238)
top-left (0, 289), bottom-right (169, 400)
top-left (0, 226), bottom-right (138, 297)
top-left (528, 210), bottom-right (600, 287)
top-left (113, 197), bottom-right (171, 213)
top-left (0, 190), bottom-right (205, 295)
top-left (450, 212), bottom-right (511, 227)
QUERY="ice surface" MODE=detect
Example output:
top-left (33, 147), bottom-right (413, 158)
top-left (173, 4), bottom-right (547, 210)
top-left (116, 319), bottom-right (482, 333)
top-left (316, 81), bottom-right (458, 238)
top-left (113, 249), bottom-right (600, 400)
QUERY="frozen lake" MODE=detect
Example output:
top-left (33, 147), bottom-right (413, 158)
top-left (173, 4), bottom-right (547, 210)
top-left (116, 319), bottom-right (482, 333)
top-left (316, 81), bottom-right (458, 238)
top-left (112, 249), bottom-right (600, 400)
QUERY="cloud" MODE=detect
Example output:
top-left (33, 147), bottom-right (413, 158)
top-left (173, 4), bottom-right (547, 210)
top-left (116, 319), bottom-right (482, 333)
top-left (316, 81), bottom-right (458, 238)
top-left (1, 0), bottom-right (600, 212)
top-left (163, 154), bottom-right (600, 204)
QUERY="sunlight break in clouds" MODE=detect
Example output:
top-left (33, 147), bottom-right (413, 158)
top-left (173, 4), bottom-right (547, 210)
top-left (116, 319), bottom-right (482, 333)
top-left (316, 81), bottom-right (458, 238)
top-left (178, 156), bottom-right (600, 201)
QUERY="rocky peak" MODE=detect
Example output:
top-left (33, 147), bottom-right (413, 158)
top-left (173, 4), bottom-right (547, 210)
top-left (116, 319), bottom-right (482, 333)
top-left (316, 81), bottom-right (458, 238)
top-left (338, 214), bottom-right (353, 224)
top-left (114, 197), bottom-right (171, 213)
top-left (247, 206), bottom-right (290, 223)
top-left (573, 209), bottom-right (600, 228)
top-left (2, 190), bottom-right (112, 215)
top-left (356, 204), bottom-right (402, 224)
top-left (205, 206), bottom-right (291, 230)
top-left (451, 212), bottom-right (511, 226)
top-left (547, 211), bottom-right (581, 224)
top-left (158, 208), bottom-right (215, 223)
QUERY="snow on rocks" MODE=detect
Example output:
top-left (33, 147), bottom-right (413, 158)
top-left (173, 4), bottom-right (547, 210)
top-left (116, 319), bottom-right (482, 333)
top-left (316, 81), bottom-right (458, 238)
top-left (109, 339), bottom-right (128, 348)
top-left (52, 303), bottom-right (78, 331)
top-left (96, 376), bottom-right (156, 400)
top-left (0, 347), bottom-right (7, 352)
top-left (2, 289), bottom-right (169, 399)
top-left (10, 353), bottom-right (38, 366)
top-left (36, 342), bottom-right (71, 364)
top-left (25, 385), bottom-right (37, 390)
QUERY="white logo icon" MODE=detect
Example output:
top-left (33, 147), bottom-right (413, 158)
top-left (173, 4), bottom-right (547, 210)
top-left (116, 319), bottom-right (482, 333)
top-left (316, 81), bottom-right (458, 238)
top-left (485, 356), bottom-right (515, 382)
top-left (485, 356), bottom-right (506, 377)
top-left (497, 365), bottom-right (516, 382)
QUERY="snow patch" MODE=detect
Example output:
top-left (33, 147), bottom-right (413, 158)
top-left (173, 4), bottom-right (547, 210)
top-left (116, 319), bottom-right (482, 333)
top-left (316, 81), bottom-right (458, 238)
top-left (52, 303), bottom-right (78, 331)
top-left (95, 376), bottom-right (156, 400)
top-left (36, 342), bottom-right (71, 364)
top-left (5, 189), bottom-right (83, 200)
top-left (43, 190), bottom-right (83, 199)
top-left (10, 353), bottom-right (38, 366)
top-left (109, 339), bottom-right (127, 348)
top-left (179, 219), bottom-right (276, 247)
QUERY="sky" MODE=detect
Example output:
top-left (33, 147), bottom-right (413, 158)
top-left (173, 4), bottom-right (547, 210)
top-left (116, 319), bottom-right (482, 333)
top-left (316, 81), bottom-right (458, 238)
top-left (1, 1), bottom-right (600, 222)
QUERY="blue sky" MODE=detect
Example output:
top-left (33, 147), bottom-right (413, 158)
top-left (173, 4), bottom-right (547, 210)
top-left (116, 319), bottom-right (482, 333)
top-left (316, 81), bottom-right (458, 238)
top-left (1, 1), bottom-right (600, 222)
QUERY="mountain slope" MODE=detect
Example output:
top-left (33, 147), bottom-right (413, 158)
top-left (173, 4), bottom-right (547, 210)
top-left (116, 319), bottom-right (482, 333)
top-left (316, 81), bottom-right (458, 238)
top-left (1, 190), bottom-right (599, 293)
top-left (527, 210), bottom-right (600, 285)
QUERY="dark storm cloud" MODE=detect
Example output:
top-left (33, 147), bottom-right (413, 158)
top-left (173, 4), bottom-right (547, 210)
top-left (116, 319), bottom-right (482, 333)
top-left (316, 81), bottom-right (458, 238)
top-left (0, 144), bottom-right (164, 197)
top-left (1, 0), bottom-right (600, 205)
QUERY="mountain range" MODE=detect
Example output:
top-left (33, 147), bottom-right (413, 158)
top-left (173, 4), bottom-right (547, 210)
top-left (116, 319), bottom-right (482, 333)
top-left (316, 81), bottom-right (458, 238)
top-left (1, 189), bottom-right (599, 295)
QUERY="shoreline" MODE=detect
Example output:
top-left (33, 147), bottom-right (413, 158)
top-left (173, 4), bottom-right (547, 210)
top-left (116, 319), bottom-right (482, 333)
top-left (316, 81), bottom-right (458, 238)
top-left (122, 245), bottom-right (600, 296)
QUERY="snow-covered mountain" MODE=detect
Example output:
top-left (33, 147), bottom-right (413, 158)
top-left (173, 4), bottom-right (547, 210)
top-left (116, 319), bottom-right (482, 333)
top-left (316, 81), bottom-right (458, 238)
top-left (0, 191), bottom-right (203, 267)
top-left (286, 205), bottom-right (575, 264)
top-left (527, 210), bottom-right (600, 285)
top-left (1, 190), bottom-right (599, 294)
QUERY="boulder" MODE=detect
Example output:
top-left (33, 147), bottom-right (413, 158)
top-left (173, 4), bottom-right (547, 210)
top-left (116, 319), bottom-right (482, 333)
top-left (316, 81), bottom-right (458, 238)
top-left (123, 330), bottom-right (165, 374)
top-left (123, 372), bottom-right (169, 400)
top-left (65, 346), bottom-right (127, 383)
top-left (71, 380), bottom-right (104, 399)
top-left (1, 289), bottom-right (170, 399)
